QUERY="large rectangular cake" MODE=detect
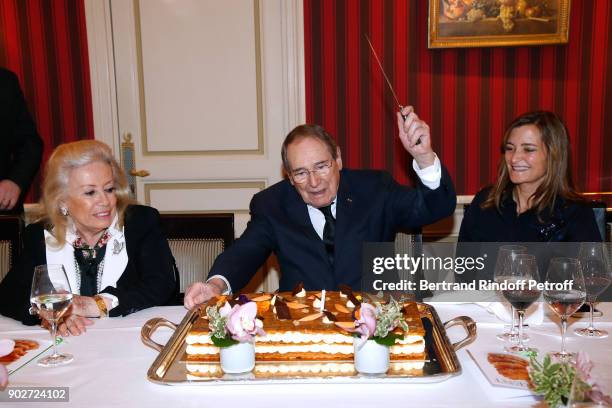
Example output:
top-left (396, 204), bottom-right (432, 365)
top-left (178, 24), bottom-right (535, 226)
top-left (184, 290), bottom-right (427, 377)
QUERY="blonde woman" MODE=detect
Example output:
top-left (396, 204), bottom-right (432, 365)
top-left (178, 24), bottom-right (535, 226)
top-left (0, 140), bottom-right (178, 334)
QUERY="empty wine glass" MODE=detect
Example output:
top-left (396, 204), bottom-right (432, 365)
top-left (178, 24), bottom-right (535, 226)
top-left (575, 242), bottom-right (611, 338)
top-left (502, 254), bottom-right (541, 353)
top-left (30, 264), bottom-right (74, 367)
top-left (544, 257), bottom-right (586, 361)
top-left (494, 245), bottom-right (527, 342)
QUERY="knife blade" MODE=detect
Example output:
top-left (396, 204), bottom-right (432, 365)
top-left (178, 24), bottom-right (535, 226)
top-left (365, 34), bottom-right (420, 144)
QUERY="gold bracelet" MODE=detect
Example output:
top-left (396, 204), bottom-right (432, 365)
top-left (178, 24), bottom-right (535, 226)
top-left (93, 295), bottom-right (109, 319)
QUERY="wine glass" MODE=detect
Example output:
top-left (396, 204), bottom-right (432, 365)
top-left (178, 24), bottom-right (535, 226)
top-left (30, 264), bottom-right (74, 367)
top-left (494, 245), bottom-right (527, 342)
top-left (544, 257), bottom-right (586, 361)
top-left (501, 254), bottom-right (541, 353)
top-left (574, 242), bottom-right (611, 338)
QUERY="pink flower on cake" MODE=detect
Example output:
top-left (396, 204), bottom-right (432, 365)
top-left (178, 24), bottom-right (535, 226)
top-left (218, 302), bottom-right (232, 318)
top-left (225, 302), bottom-right (265, 343)
top-left (345, 299), bottom-right (408, 349)
top-left (350, 303), bottom-right (377, 348)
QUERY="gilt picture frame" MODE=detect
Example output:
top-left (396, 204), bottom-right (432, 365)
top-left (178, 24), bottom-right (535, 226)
top-left (428, 0), bottom-right (571, 48)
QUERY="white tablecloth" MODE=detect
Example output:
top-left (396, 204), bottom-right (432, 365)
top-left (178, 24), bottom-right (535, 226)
top-left (1, 303), bottom-right (611, 408)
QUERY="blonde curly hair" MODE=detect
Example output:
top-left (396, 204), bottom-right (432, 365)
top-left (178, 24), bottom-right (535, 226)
top-left (37, 140), bottom-right (133, 247)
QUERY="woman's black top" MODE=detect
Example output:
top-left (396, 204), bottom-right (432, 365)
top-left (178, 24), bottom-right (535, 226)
top-left (459, 187), bottom-right (602, 243)
top-left (456, 187), bottom-right (602, 283)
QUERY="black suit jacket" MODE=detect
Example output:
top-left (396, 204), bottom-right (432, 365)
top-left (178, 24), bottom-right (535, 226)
top-left (210, 168), bottom-right (456, 292)
top-left (0, 68), bottom-right (43, 209)
top-left (0, 205), bottom-right (178, 325)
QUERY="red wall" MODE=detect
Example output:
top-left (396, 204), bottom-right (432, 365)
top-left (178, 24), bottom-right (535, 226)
top-left (0, 0), bottom-right (93, 202)
top-left (304, 0), bottom-right (612, 196)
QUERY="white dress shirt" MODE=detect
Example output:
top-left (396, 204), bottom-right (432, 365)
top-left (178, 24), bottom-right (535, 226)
top-left (306, 156), bottom-right (441, 238)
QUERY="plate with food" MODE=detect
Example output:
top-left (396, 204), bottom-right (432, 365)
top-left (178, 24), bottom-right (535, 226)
top-left (468, 349), bottom-right (531, 390)
top-left (0, 338), bottom-right (54, 375)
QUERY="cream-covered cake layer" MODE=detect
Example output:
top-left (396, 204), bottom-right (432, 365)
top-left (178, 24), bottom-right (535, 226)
top-left (186, 331), bottom-right (352, 345)
top-left (186, 360), bottom-right (425, 377)
top-left (186, 339), bottom-right (425, 356)
top-left (186, 332), bottom-right (424, 346)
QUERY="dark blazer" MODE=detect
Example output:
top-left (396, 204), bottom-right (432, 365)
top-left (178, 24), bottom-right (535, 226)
top-left (211, 167), bottom-right (456, 292)
top-left (456, 187), bottom-right (602, 282)
top-left (0, 205), bottom-right (178, 325)
top-left (0, 68), bottom-right (43, 210)
top-left (458, 187), bottom-right (602, 243)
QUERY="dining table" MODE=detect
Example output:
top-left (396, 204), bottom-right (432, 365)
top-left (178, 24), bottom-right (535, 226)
top-left (1, 301), bottom-right (611, 408)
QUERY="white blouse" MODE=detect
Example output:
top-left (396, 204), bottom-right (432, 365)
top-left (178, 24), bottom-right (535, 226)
top-left (43, 215), bottom-right (128, 310)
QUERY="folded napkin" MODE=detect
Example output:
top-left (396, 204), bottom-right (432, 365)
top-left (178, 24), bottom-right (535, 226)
top-left (476, 301), bottom-right (544, 325)
top-left (426, 290), bottom-right (544, 325)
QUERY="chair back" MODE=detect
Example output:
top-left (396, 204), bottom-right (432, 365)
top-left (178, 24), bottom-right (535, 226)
top-left (0, 214), bottom-right (24, 282)
top-left (394, 227), bottom-right (428, 299)
top-left (588, 201), bottom-right (607, 241)
top-left (159, 213), bottom-right (234, 294)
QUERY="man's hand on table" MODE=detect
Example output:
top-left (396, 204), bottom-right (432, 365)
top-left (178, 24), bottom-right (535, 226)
top-left (184, 279), bottom-right (225, 309)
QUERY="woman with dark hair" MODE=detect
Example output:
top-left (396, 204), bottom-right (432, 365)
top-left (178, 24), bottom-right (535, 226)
top-left (459, 110), bottom-right (601, 243)
top-left (0, 140), bottom-right (178, 334)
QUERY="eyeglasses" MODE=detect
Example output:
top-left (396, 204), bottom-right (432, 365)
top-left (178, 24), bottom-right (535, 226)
top-left (291, 160), bottom-right (334, 184)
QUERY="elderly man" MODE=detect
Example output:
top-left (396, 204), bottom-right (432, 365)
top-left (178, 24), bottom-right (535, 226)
top-left (184, 107), bottom-right (456, 308)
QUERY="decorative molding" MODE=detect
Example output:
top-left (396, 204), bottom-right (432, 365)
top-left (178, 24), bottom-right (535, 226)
top-left (143, 181), bottom-right (266, 209)
top-left (133, 0), bottom-right (265, 156)
top-left (280, 0), bottom-right (306, 131)
top-left (83, 0), bottom-right (120, 156)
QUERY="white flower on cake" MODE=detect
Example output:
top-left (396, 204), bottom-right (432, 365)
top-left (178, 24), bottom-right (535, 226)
top-left (295, 288), bottom-right (306, 298)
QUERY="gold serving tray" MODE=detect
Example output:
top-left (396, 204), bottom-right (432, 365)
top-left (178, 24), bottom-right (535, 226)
top-left (141, 303), bottom-right (476, 385)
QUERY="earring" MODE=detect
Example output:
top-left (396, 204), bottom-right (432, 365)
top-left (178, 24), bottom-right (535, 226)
top-left (60, 207), bottom-right (69, 216)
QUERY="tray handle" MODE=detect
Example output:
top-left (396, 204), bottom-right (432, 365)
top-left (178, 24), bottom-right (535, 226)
top-left (443, 316), bottom-right (477, 351)
top-left (141, 317), bottom-right (178, 352)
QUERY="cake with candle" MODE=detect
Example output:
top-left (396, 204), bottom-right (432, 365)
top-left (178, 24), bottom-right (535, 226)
top-left (184, 285), bottom-right (427, 377)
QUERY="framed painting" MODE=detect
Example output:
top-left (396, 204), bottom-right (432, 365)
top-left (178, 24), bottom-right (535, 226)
top-left (428, 0), bottom-right (571, 48)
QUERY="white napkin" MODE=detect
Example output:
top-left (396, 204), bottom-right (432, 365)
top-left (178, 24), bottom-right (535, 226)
top-left (476, 301), bottom-right (544, 325)
top-left (426, 290), bottom-right (544, 325)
